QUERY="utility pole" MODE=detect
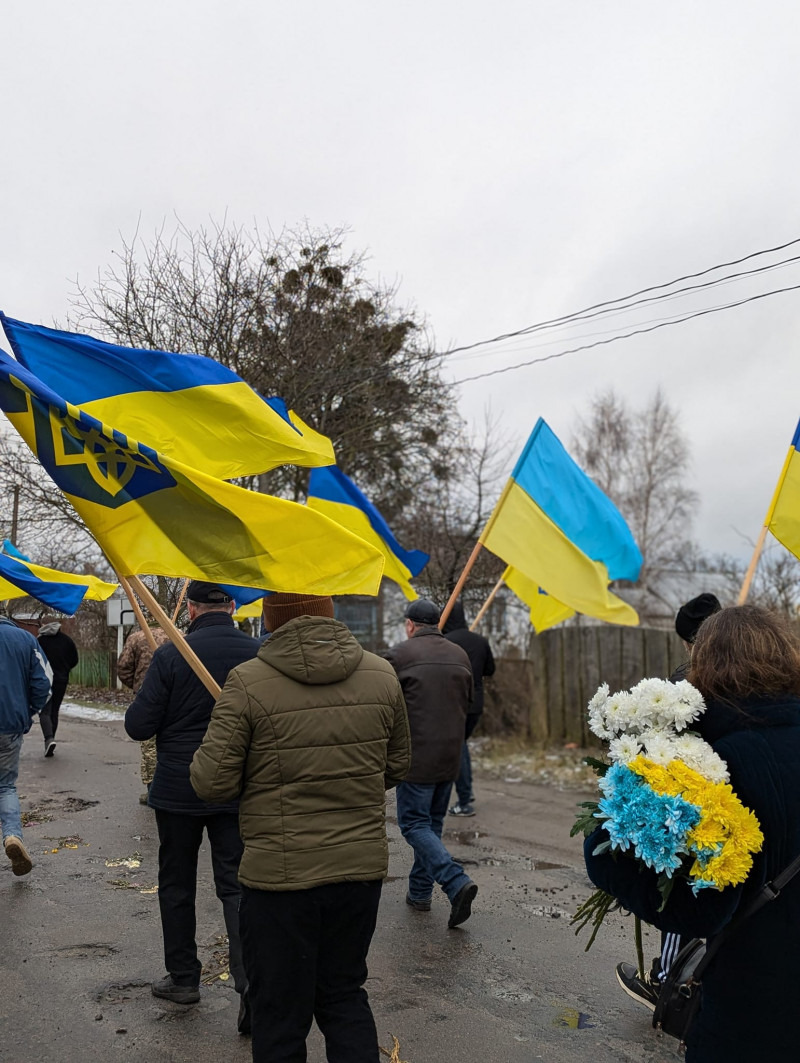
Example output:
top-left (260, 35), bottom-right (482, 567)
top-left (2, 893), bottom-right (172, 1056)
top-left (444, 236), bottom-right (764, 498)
top-left (10, 484), bottom-right (20, 545)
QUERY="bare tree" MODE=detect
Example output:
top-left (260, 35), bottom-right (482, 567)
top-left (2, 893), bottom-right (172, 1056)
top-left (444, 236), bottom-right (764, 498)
top-left (572, 388), bottom-right (698, 583)
top-left (405, 413), bottom-right (514, 609)
top-left (71, 219), bottom-right (460, 518)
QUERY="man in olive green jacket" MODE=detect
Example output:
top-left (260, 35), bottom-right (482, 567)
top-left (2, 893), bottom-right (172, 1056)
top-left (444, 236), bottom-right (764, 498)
top-left (191, 593), bottom-right (410, 1063)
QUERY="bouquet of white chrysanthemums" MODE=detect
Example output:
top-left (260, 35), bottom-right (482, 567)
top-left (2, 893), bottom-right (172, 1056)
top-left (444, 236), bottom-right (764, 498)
top-left (587, 677), bottom-right (729, 783)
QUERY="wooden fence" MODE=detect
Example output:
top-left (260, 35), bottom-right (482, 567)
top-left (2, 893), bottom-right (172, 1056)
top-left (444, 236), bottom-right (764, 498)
top-left (482, 625), bottom-right (687, 745)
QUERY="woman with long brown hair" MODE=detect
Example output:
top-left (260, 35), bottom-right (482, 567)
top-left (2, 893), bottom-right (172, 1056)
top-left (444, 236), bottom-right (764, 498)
top-left (585, 605), bottom-right (800, 1061)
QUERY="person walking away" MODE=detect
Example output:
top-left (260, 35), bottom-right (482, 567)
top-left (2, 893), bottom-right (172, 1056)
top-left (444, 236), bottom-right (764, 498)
top-left (191, 593), bottom-right (410, 1063)
top-left (384, 599), bottom-right (478, 928)
top-left (38, 618), bottom-right (78, 757)
top-left (442, 599), bottom-right (495, 816)
top-left (0, 613), bottom-right (52, 874)
top-left (586, 605), bottom-right (800, 1062)
top-left (117, 623), bottom-right (169, 803)
top-left (124, 582), bottom-right (260, 1034)
top-left (616, 591), bottom-right (722, 1010)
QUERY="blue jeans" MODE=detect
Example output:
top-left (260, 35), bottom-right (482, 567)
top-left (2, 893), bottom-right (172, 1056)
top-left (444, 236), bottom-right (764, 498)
top-left (396, 781), bottom-right (471, 903)
top-left (454, 714), bottom-right (480, 805)
top-left (0, 733), bottom-right (24, 842)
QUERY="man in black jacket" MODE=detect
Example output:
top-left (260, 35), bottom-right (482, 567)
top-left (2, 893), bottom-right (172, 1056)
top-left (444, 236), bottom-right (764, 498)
top-left (38, 619), bottom-right (79, 758)
top-left (384, 599), bottom-right (478, 929)
top-left (442, 600), bottom-right (495, 817)
top-left (125, 582), bottom-right (260, 1032)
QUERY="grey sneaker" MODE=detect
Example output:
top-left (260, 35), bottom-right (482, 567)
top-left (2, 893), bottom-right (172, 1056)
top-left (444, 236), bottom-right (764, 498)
top-left (5, 836), bottom-right (33, 876)
top-left (615, 962), bottom-right (660, 1011)
top-left (151, 975), bottom-right (200, 1005)
top-left (448, 881), bottom-right (478, 928)
top-left (448, 803), bottom-right (475, 817)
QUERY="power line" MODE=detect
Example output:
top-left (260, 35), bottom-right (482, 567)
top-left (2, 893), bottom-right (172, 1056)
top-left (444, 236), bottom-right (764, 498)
top-left (444, 235), bottom-right (800, 358)
top-left (453, 281), bottom-right (800, 384)
top-left (449, 254), bottom-right (800, 363)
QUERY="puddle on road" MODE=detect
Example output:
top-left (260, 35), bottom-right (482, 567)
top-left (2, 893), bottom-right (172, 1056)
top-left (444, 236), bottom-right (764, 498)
top-left (535, 860), bottom-right (567, 870)
top-left (554, 1007), bottom-right (595, 1029)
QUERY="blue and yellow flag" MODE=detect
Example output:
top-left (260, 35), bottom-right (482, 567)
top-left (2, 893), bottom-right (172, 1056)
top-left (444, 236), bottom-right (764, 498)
top-left (480, 419), bottom-right (640, 626)
top-left (764, 419), bottom-right (800, 560)
top-left (0, 314), bottom-right (334, 479)
top-left (0, 352), bottom-right (384, 596)
top-left (0, 547), bottom-right (117, 614)
top-left (307, 466), bottom-right (429, 600)
top-left (501, 566), bottom-right (576, 634)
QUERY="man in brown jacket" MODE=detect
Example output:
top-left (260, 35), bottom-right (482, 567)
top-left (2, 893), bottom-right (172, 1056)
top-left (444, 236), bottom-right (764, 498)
top-left (190, 593), bottom-right (410, 1063)
top-left (383, 599), bottom-right (478, 928)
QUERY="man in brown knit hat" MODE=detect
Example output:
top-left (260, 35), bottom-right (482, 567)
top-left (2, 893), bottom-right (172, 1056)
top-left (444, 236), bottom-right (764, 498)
top-left (191, 592), bottom-right (410, 1063)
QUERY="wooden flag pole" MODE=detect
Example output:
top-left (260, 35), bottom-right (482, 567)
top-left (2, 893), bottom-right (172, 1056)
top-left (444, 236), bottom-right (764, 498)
top-left (470, 576), bottom-right (505, 631)
top-left (439, 541), bottom-right (484, 630)
top-left (127, 575), bottom-right (221, 698)
top-left (439, 479), bottom-right (516, 630)
top-left (116, 573), bottom-right (158, 652)
top-left (737, 526), bottom-right (769, 606)
top-left (172, 578), bottom-right (189, 623)
top-left (737, 443), bottom-right (794, 605)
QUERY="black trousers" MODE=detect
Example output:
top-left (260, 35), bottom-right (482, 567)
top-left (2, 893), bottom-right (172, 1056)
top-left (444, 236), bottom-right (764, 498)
top-left (241, 880), bottom-right (382, 1063)
top-left (40, 675), bottom-right (69, 742)
top-left (154, 809), bottom-right (245, 992)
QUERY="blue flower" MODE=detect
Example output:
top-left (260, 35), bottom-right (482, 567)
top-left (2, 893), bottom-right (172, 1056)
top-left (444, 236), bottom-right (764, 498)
top-left (596, 764), bottom-right (701, 876)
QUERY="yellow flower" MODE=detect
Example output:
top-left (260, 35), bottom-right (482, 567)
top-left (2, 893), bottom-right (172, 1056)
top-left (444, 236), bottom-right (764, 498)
top-left (628, 754), bottom-right (764, 890)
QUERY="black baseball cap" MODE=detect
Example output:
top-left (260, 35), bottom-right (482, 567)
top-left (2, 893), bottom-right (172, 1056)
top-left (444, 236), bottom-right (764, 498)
top-left (404, 599), bottom-right (441, 625)
top-left (186, 580), bottom-right (232, 605)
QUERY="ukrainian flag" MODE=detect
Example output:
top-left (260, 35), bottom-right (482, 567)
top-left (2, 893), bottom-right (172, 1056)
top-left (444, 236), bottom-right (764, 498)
top-left (0, 314), bottom-right (334, 479)
top-left (502, 566), bottom-right (576, 633)
top-left (0, 351), bottom-right (384, 597)
top-left (764, 419), bottom-right (800, 558)
top-left (0, 548), bottom-right (117, 614)
top-left (307, 466), bottom-right (429, 600)
top-left (480, 419), bottom-right (640, 626)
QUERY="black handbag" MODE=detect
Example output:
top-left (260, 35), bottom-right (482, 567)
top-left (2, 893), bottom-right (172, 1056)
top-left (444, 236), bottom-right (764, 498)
top-left (652, 852), bottom-right (800, 1051)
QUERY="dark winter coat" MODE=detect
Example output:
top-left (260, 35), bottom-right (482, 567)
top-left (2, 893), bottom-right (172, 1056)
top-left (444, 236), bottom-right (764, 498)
top-left (37, 623), bottom-right (79, 681)
top-left (383, 626), bottom-right (473, 783)
top-left (124, 612), bottom-right (260, 814)
top-left (191, 615), bottom-right (411, 890)
top-left (584, 694), bottom-right (800, 1063)
top-left (442, 601), bottom-right (496, 714)
top-left (0, 617), bottom-right (52, 734)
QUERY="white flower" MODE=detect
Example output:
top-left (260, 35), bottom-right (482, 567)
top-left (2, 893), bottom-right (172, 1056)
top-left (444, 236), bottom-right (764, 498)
top-left (671, 733), bottom-right (730, 783)
top-left (587, 683), bottom-right (612, 739)
top-left (608, 734), bottom-right (643, 765)
top-left (640, 729), bottom-right (677, 765)
top-left (603, 691), bottom-right (635, 736)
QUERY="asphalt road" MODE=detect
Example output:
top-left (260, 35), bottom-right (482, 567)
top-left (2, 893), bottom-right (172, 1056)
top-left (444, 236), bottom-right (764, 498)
top-left (0, 714), bottom-right (683, 1063)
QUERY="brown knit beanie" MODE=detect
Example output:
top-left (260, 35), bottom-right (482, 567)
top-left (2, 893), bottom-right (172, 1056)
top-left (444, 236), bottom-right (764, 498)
top-left (262, 593), bottom-right (335, 632)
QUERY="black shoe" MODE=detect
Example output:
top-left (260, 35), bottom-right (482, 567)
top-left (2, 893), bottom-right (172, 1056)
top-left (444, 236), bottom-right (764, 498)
top-left (615, 962), bottom-right (660, 1011)
top-left (237, 990), bottom-right (251, 1035)
top-left (448, 802), bottom-right (476, 817)
top-left (448, 881), bottom-right (478, 929)
top-left (151, 974), bottom-right (200, 1005)
top-left (405, 892), bottom-right (432, 912)
top-left (44, 739), bottom-right (56, 758)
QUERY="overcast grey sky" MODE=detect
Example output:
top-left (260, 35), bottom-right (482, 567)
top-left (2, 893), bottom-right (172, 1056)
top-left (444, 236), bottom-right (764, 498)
top-left (3, 1), bottom-right (800, 561)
